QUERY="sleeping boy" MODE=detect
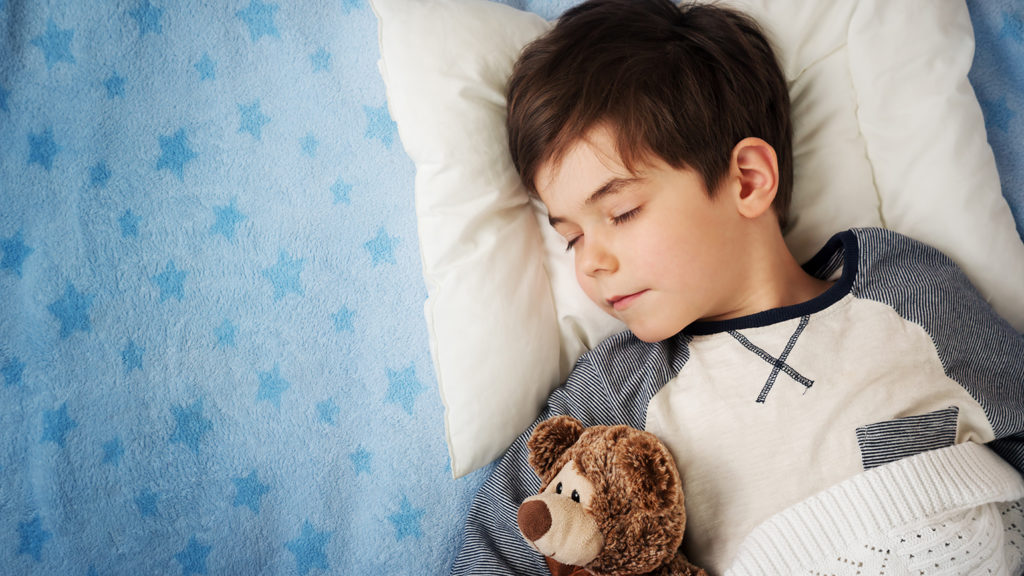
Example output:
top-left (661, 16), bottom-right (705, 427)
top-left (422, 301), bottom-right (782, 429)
top-left (452, 0), bottom-right (1024, 573)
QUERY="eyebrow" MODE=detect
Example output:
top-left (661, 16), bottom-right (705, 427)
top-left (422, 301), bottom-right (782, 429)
top-left (547, 177), bottom-right (638, 227)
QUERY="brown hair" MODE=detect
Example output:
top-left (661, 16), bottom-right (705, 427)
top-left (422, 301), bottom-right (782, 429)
top-left (507, 0), bottom-right (793, 228)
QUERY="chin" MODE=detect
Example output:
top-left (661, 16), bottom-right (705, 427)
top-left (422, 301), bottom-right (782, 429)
top-left (627, 323), bottom-right (671, 344)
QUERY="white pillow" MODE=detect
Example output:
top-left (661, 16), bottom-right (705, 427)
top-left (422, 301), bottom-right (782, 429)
top-left (372, 0), bottom-right (1024, 478)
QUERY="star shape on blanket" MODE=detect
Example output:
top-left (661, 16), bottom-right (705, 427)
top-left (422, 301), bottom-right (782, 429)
top-left (169, 399), bottom-right (213, 455)
top-left (3, 357), bottom-right (26, 387)
top-left (980, 96), bottom-right (1017, 134)
top-left (31, 20), bottom-right (75, 69)
top-left (285, 520), bottom-right (332, 576)
top-left (364, 227), bottom-right (398, 266)
top-left (157, 128), bottom-right (197, 182)
top-left (332, 306), bottom-right (355, 333)
top-left (257, 363), bottom-right (291, 407)
top-left (215, 318), bottom-right (237, 347)
top-left (102, 436), bottom-right (124, 466)
top-left (47, 283), bottom-right (93, 338)
top-left (0, 83), bottom-right (9, 112)
top-left (28, 127), bottom-right (60, 171)
top-left (389, 496), bottom-right (425, 541)
top-left (340, 0), bottom-right (361, 14)
top-left (385, 365), bottom-right (423, 415)
top-left (175, 535), bottom-right (211, 576)
top-left (2, 230), bottom-right (33, 276)
top-left (90, 161), bottom-right (111, 188)
top-left (195, 53), bottom-right (216, 81)
top-left (238, 100), bottom-right (270, 140)
top-left (152, 260), bottom-right (187, 302)
top-left (211, 199), bottom-right (246, 241)
top-left (129, 0), bottom-right (164, 36)
top-left (1000, 11), bottom-right (1023, 44)
top-left (237, 0), bottom-right (280, 43)
top-left (104, 73), bottom-right (125, 99)
top-left (41, 402), bottom-right (78, 448)
top-left (301, 133), bottom-right (319, 157)
top-left (263, 251), bottom-right (304, 301)
top-left (311, 48), bottom-right (331, 72)
top-left (233, 470), bottom-right (271, 514)
top-left (349, 447), bottom-right (372, 475)
top-left (120, 209), bottom-right (140, 238)
top-left (17, 515), bottom-right (51, 562)
top-left (331, 178), bottom-right (352, 205)
top-left (318, 398), bottom-right (339, 425)
top-left (363, 104), bottom-right (397, 149)
top-left (122, 339), bottom-right (144, 372)
top-left (136, 489), bottom-right (160, 517)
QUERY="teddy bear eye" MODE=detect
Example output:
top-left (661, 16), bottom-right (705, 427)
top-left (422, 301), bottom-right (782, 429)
top-left (571, 490), bottom-right (580, 503)
top-left (555, 482), bottom-right (563, 495)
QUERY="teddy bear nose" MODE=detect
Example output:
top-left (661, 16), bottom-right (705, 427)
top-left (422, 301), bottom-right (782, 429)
top-left (518, 499), bottom-right (552, 542)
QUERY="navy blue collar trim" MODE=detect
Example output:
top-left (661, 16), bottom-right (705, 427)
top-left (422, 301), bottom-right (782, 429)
top-left (681, 230), bottom-right (859, 336)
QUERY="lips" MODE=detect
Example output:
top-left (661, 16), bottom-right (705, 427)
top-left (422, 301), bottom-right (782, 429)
top-left (607, 290), bottom-right (647, 311)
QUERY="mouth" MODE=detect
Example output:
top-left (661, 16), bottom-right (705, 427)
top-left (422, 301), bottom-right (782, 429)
top-left (607, 290), bottom-right (647, 311)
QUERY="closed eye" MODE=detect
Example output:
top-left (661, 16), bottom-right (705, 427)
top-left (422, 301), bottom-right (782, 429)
top-left (612, 206), bottom-right (641, 225)
top-left (565, 236), bottom-right (580, 252)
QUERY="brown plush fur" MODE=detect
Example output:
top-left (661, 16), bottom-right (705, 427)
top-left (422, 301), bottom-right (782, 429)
top-left (525, 416), bottom-right (707, 576)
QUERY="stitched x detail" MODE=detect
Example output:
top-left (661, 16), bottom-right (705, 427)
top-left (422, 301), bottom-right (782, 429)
top-left (728, 315), bottom-right (813, 403)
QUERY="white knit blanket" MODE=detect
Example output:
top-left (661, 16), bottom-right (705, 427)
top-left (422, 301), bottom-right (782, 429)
top-left (726, 442), bottom-right (1024, 576)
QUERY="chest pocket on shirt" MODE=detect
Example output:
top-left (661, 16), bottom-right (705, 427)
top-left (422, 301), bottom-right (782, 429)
top-left (855, 406), bottom-right (959, 470)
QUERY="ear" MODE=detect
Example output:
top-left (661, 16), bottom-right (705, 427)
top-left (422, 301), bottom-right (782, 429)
top-left (728, 137), bottom-right (778, 220)
top-left (619, 433), bottom-right (681, 511)
top-left (527, 416), bottom-right (585, 479)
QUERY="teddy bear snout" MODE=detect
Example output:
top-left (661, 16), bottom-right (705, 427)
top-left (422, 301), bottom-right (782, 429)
top-left (518, 498), bottom-right (552, 541)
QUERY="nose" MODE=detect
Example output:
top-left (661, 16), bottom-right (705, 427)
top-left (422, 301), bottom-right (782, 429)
top-left (518, 499), bottom-right (552, 542)
top-left (577, 236), bottom-right (616, 278)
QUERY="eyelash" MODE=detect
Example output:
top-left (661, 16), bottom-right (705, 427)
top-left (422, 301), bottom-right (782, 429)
top-left (564, 207), bottom-right (641, 252)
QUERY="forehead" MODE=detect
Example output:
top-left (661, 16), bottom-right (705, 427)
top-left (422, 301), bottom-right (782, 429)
top-left (535, 125), bottom-right (633, 203)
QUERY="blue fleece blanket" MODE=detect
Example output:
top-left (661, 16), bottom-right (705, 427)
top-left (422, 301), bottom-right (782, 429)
top-left (0, 1), bottom-right (1021, 575)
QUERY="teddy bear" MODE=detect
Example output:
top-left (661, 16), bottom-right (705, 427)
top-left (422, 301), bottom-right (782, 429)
top-left (517, 415), bottom-right (707, 576)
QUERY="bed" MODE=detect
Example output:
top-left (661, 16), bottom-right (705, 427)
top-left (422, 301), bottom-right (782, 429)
top-left (1, 1), bottom-right (1022, 574)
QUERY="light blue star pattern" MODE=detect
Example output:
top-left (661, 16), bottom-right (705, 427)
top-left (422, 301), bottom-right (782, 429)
top-left (3, 357), bottom-right (26, 387)
top-left (981, 96), bottom-right (1017, 134)
top-left (175, 535), bottom-right (211, 576)
top-left (332, 306), bottom-right (354, 333)
top-left (311, 48), bottom-right (331, 72)
top-left (120, 210), bottom-right (140, 238)
top-left (237, 0), bottom-right (280, 42)
top-left (104, 73), bottom-right (125, 98)
top-left (211, 199), bottom-right (246, 241)
top-left (0, 83), bottom-right (9, 112)
top-left (1000, 11), bottom-right (1023, 43)
top-left (364, 104), bottom-right (397, 149)
top-left (31, 20), bottom-right (75, 69)
top-left (41, 402), bottom-right (78, 447)
top-left (349, 447), bottom-right (372, 475)
top-left (28, 127), bottom-right (60, 171)
top-left (385, 365), bottom-right (423, 415)
top-left (364, 227), bottom-right (398, 266)
top-left (129, 0), bottom-right (164, 36)
top-left (340, 0), bottom-right (361, 14)
top-left (90, 161), bottom-right (111, 188)
top-left (317, 399), bottom-right (339, 424)
top-left (285, 520), bottom-right (331, 576)
top-left (331, 178), bottom-right (351, 205)
top-left (215, 319), bottom-right (237, 347)
top-left (136, 489), bottom-right (159, 517)
top-left (262, 251), bottom-right (304, 301)
top-left (232, 470), bottom-right (271, 514)
top-left (257, 363), bottom-right (291, 407)
top-left (195, 53), bottom-right (216, 81)
top-left (48, 283), bottom-right (93, 338)
top-left (152, 260), bottom-right (186, 301)
top-left (388, 496), bottom-right (425, 541)
top-left (239, 101), bottom-right (270, 140)
top-left (18, 515), bottom-right (51, 561)
top-left (122, 339), bottom-right (144, 372)
top-left (301, 133), bottom-right (319, 157)
top-left (2, 230), bottom-right (33, 276)
top-left (103, 437), bottom-right (124, 466)
top-left (169, 399), bottom-right (213, 455)
top-left (157, 128), bottom-right (198, 182)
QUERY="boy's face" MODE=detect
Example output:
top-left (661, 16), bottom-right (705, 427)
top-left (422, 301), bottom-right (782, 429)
top-left (536, 125), bottom-right (751, 342)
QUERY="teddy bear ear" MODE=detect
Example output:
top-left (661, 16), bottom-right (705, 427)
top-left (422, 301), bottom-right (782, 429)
top-left (619, 433), bottom-right (681, 511)
top-left (526, 415), bottom-right (585, 479)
